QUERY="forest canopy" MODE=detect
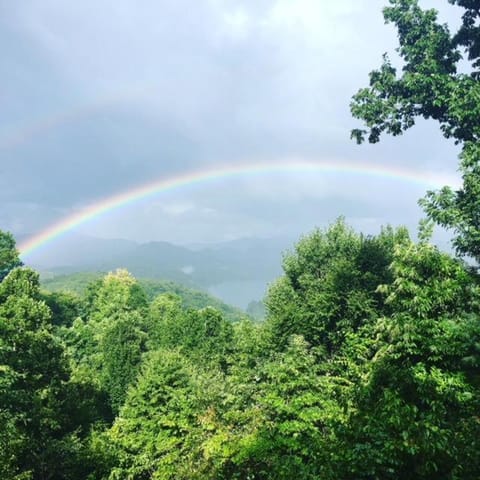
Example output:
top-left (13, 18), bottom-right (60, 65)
top-left (2, 214), bottom-right (480, 479)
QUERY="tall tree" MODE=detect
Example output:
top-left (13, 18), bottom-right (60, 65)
top-left (65, 270), bottom-right (148, 414)
top-left (0, 230), bottom-right (22, 282)
top-left (338, 237), bottom-right (480, 479)
top-left (106, 349), bottom-right (225, 480)
top-left (350, 0), bottom-right (480, 262)
top-left (223, 335), bottom-right (344, 480)
top-left (100, 312), bottom-right (146, 413)
top-left (265, 218), bottom-right (408, 353)
top-left (0, 268), bottom-right (90, 479)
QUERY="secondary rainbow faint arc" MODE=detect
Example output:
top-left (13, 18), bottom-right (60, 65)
top-left (0, 85), bottom-right (161, 151)
top-left (18, 159), bottom-right (458, 258)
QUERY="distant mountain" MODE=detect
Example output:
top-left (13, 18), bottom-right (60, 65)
top-left (24, 233), bottom-right (138, 269)
top-left (27, 233), bottom-right (291, 308)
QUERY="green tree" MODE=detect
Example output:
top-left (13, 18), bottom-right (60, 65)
top-left (265, 219), bottom-right (408, 353)
top-left (420, 141), bottom-right (480, 261)
top-left (146, 292), bottom-right (184, 349)
top-left (63, 270), bottom-right (148, 414)
top-left (0, 267), bottom-right (95, 479)
top-left (106, 349), bottom-right (225, 480)
top-left (232, 336), bottom-right (344, 480)
top-left (87, 269), bottom-right (147, 322)
top-left (350, 0), bottom-right (480, 261)
top-left (0, 230), bottom-right (22, 282)
top-left (179, 307), bottom-right (234, 367)
top-left (450, 1), bottom-right (480, 76)
top-left (100, 313), bottom-right (146, 413)
top-left (148, 295), bottom-right (234, 369)
top-left (41, 290), bottom-right (82, 328)
top-left (338, 238), bottom-right (480, 479)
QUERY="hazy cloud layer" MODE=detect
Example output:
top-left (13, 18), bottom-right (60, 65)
top-left (0, 0), bottom-right (464, 253)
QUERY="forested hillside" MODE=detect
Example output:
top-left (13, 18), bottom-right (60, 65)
top-left (2, 1), bottom-right (480, 478)
top-left (41, 272), bottom-right (247, 323)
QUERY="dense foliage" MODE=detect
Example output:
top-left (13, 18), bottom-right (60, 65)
top-left (2, 216), bottom-right (480, 479)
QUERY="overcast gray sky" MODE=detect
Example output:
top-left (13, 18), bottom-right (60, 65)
top-left (0, 0), bottom-right (464, 253)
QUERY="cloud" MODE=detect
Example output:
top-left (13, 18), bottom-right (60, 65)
top-left (180, 265), bottom-right (194, 274)
top-left (0, 0), bottom-right (464, 246)
top-left (160, 202), bottom-right (195, 216)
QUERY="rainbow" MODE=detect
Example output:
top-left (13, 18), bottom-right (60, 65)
top-left (18, 159), bottom-right (459, 258)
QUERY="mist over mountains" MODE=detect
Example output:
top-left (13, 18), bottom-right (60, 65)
top-left (25, 233), bottom-right (293, 308)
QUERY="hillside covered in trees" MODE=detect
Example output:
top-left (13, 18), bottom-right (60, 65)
top-left (2, 0), bottom-right (480, 478)
top-left (41, 272), bottom-right (248, 323)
